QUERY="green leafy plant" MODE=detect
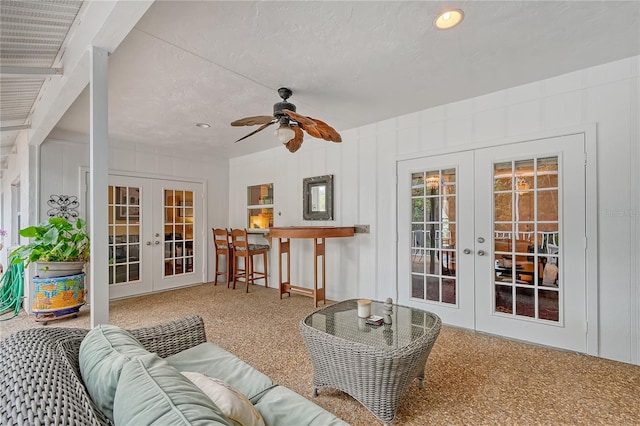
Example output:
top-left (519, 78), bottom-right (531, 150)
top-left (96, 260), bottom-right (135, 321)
top-left (10, 217), bottom-right (90, 266)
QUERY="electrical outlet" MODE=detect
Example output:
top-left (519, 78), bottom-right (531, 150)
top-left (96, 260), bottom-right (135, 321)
top-left (354, 224), bottom-right (370, 234)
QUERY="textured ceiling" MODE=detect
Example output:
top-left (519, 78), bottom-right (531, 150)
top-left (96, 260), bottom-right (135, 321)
top-left (46, 1), bottom-right (640, 158)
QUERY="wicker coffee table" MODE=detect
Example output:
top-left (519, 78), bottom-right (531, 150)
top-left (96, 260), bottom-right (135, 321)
top-left (300, 299), bottom-right (441, 425)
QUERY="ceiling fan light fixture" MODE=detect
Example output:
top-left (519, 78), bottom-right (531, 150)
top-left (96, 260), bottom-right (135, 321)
top-left (231, 87), bottom-right (341, 150)
top-left (434, 9), bottom-right (464, 30)
top-left (275, 124), bottom-right (296, 144)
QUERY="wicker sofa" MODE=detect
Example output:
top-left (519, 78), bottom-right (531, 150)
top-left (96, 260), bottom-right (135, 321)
top-left (0, 316), bottom-right (348, 426)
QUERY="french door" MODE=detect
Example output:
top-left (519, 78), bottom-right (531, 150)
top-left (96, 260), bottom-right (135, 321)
top-left (108, 176), bottom-right (204, 299)
top-left (398, 134), bottom-right (587, 352)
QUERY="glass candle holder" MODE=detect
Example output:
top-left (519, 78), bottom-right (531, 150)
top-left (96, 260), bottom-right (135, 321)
top-left (357, 299), bottom-right (372, 318)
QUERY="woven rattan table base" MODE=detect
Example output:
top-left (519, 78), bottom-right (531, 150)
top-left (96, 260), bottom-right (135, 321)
top-left (300, 300), bottom-right (441, 424)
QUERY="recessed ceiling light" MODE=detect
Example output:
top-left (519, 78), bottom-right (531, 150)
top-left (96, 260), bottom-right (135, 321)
top-left (434, 9), bottom-right (464, 30)
top-left (195, 122), bottom-right (211, 128)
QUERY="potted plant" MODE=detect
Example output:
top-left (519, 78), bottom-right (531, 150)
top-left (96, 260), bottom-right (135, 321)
top-left (11, 217), bottom-right (90, 278)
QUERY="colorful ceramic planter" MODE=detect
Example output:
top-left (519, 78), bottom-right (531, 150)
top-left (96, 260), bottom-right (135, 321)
top-left (32, 273), bottom-right (85, 313)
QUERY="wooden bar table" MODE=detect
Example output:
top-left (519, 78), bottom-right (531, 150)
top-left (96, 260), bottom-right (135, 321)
top-left (268, 226), bottom-right (355, 307)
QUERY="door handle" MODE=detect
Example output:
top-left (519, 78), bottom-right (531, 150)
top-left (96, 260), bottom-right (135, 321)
top-left (155, 241), bottom-right (160, 245)
top-left (463, 248), bottom-right (472, 254)
top-left (477, 237), bottom-right (485, 243)
top-left (146, 241), bottom-right (151, 246)
top-left (477, 250), bottom-right (486, 256)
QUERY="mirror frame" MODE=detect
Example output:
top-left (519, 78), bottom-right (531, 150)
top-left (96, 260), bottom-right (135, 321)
top-left (303, 175), bottom-right (334, 220)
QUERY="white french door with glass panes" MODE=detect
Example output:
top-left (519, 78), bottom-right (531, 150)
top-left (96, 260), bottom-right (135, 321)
top-left (397, 152), bottom-right (475, 329)
top-left (398, 133), bottom-right (587, 353)
top-left (154, 182), bottom-right (202, 291)
top-left (108, 176), bottom-right (203, 299)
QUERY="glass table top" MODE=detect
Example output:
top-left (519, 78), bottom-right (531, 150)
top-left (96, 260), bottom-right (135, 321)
top-left (303, 299), bottom-right (439, 350)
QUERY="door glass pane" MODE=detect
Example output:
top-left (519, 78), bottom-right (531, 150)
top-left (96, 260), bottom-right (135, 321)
top-left (494, 193), bottom-right (512, 221)
top-left (425, 172), bottom-right (440, 195)
top-left (425, 197), bottom-right (440, 223)
top-left (412, 198), bottom-right (424, 222)
top-left (538, 289), bottom-right (559, 321)
top-left (493, 157), bottom-right (560, 322)
top-left (516, 191), bottom-right (534, 222)
top-left (164, 189), bottom-right (195, 277)
top-left (108, 185), bottom-right (141, 285)
top-left (409, 168), bottom-right (457, 305)
top-left (442, 168), bottom-right (456, 195)
top-left (494, 162), bottom-right (512, 191)
top-left (411, 275), bottom-right (424, 298)
top-left (495, 285), bottom-right (513, 314)
top-left (515, 287), bottom-right (535, 317)
top-left (537, 190), bottom-right (558, 222)
top-left (425, 224), bottom-right (440, 249)
top-left (426, 276), bottom-right (439, 301)
top-left (537, 157), bottom-right (558, 189)
top-left (411, 173), bottom-right (425, 196)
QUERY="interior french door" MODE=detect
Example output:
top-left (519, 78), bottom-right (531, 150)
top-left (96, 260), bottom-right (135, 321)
top-left (398, 133), bottom-right (587, 352)
top-left (108, 176), bottom-right (203, 299)
top-left (398, 151), bottom-right (475, 329)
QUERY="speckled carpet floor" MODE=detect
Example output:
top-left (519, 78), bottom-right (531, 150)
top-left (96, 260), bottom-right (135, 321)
top-left (2, 283), bottom-right (639, 425)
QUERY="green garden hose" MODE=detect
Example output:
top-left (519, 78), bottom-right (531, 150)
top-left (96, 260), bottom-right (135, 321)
top-left (0, 257), bottom-right (24, 321)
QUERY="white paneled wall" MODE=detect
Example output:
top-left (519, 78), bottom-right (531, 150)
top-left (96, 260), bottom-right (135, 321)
top-left (229, 56), bottom-right (640, 365)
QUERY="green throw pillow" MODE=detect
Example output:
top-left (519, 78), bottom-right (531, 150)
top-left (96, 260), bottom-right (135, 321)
top-left (79, 324), bottom-right (150, 420)
top-left (113, 354), bottom-right (234, 426)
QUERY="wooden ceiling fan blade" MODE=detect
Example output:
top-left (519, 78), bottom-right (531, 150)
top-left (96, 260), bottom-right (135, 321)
top-left (234, 121), bottom-right (276, 143)
top-left (285, 125), bottom-right (304, 153)
top-left (302, 124), bottom-right (323, 139)
top-left (310, 118), bottom-right (342, 142)
top-left (231, 116), bottom-right (275, 126)
top-left (282, 109), bottom-right (317, 128)
top-left (283, 108), bottom-right (341, 143)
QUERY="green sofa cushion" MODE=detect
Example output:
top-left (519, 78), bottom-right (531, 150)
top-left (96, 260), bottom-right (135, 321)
top-left (79, 324), bottom-right (150, 420)
top-left (253, 386), bottom-right (349, 426)
top-left (113, 353), bottom-right (234, 426)
top-left (166, 342), bottom-right (276, 403)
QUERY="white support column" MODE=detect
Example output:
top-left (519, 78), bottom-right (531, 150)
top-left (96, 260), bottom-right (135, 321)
top-left (89, 46), bottom-right (110, 327)
top-left (24, 144), bottom-right (40, 313)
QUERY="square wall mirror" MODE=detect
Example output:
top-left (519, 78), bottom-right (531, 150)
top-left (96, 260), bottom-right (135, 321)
top-left (303, 175), bottom-right (334, 220)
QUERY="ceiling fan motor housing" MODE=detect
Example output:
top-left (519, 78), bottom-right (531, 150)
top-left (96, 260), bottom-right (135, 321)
top-left (273, 101), bottom-right (296, 117)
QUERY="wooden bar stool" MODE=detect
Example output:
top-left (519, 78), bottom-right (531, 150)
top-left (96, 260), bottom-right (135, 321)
top-left (212, 228), bottom-right (232, 287)
top-left (230, 228), bottom-right (269, 292)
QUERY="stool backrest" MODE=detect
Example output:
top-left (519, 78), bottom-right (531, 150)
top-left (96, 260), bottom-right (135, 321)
top-left (230, 228), bottom-right (249, 252)
top-left (213, 228), bottom-right (230, 250)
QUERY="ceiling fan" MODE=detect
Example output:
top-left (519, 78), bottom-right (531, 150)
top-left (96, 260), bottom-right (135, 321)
top-left (230, 87), bottom-right (342, 153)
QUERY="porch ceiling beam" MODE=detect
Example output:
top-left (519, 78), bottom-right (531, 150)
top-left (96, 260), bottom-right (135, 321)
top-left (0, 66), bottom-right (63, 77)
